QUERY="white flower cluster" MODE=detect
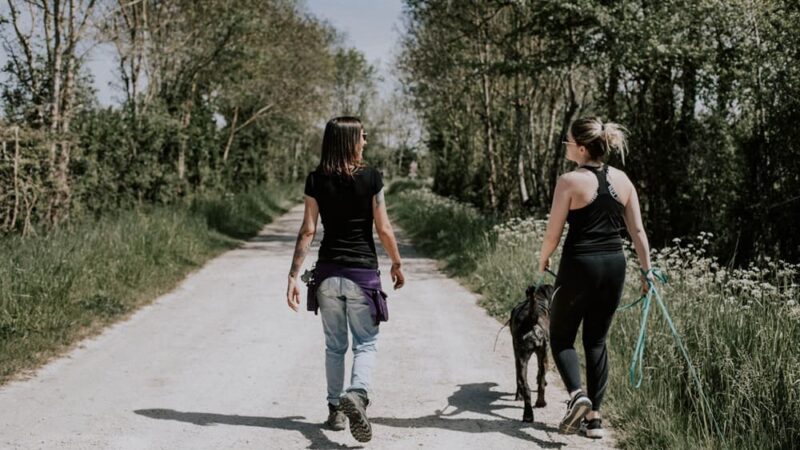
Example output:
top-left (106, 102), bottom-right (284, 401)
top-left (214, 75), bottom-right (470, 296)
top-left (488, 218), bottom-right (799, 313)
top-left (635, 232), bottom-right (799, 312)
top-left (490, 216), bottom-right (548, 248)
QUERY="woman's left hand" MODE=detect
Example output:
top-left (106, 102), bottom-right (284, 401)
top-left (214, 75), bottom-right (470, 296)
top-left (286, 276), bottom-right (301, 312)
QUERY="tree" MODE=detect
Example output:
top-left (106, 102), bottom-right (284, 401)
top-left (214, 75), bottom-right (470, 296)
top-left (399, 0), bottom-right (800, 262)
top-left (2, 0), bottom-right (99, 224)
top-left (331, 47), bottom-right (377, 118)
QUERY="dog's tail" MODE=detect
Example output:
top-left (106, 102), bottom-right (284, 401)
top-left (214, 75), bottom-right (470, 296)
top-left (492, 318), bottom-right (511, 352)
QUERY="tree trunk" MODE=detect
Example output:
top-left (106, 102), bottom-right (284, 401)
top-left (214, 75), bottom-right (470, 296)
top-left (527, 85), bottom-right (542, 205)
top-left (291, 141), bottom-right (301, 180)
top-left (222, 106), bottom-right (239, 164)
top-left (514, 72), bottom-right (529, 206)
top-left (178, 82), bottom-right (197, 181)
top-left (547, 72), bottom-right (579, 204)
top-left (10, 130), bottom-right (20, 230)
top-left (47, 0), bottom-right (66, 225)
top-left (680, 59), bottom-right (697, 128)
top-left (479, 39), bottom-right (498, 211)
top-left (606, 61), bottom-right (620, 120)
top-left (49, 0), bottom-right (63, 169)
top-left (541, 83), bottom-right (559, 205)
top-left (54, 13), bottom-right (79, 225)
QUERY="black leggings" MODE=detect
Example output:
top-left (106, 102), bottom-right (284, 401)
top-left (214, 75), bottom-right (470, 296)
top-left (550, 251), bottom-right (626, 411)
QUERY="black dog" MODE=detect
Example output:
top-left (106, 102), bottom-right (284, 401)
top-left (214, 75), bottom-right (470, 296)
top-left (509, 283), bottom-right (554, 422)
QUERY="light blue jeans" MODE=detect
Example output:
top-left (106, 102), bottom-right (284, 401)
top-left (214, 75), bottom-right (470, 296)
top-left (317, 276), bottom-right (379, 406)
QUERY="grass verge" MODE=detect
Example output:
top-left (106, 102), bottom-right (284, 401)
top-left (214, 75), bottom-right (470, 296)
top-left (0, 184), bottom-right (300, 385)
top-left (388, 184), bottom-right (799, 450)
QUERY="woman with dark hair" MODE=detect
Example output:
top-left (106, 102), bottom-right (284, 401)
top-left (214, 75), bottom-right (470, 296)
top-left (286, 116), bottom-right (404, 443)
top-left (537, 117), bottom-right (652, 439)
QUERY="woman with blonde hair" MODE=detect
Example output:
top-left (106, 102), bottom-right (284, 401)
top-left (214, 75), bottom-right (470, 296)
top-left (538, 117), bottom-right (652, 438)
top-left (286, 116), bottom-right (404, 443)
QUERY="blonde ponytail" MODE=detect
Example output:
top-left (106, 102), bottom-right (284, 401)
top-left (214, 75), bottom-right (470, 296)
top-left (570, 117), bottom-right (629, 165)
top-left (600, 121), bottom-right (628, 165)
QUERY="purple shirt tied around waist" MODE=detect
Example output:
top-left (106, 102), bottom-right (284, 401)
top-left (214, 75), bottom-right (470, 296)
top-left (305, 261), bottom-right (389, 325)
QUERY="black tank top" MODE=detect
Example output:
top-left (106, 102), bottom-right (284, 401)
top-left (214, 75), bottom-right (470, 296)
top-left (562, 164), bottom-right (625, 256)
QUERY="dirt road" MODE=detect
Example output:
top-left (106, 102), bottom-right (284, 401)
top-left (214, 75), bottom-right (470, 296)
top-left (0, 205), bottom-right (615, 449)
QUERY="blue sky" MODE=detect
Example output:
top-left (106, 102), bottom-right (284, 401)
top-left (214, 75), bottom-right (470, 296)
top-left (304, 0), bottom-right (405, 97)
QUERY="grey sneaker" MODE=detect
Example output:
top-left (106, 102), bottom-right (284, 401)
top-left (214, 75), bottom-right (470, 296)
top-left (559, 391), bottom-right (592, 434)
top-left (325, 403), bottom-right (346, 431)
top-left (339, 389), bottom-right (372, 442)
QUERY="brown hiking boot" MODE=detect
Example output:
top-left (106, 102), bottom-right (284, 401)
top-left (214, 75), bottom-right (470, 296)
top-left (339, 389), bottom-right (372, 442)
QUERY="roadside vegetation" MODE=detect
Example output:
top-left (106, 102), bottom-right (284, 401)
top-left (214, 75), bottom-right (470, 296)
top-left (389, 184), bottom-right (799, 450)
top-left (0, 185), bottom-right (299, 384)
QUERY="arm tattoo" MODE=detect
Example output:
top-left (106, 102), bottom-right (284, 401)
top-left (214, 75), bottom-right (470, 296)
top-left (289, 232), bottom-right (312, 278)
top-left (375, 189), bottom-right (385, 206)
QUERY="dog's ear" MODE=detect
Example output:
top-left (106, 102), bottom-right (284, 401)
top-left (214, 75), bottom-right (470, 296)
top-left (525, 284), bottom-right (537, 299)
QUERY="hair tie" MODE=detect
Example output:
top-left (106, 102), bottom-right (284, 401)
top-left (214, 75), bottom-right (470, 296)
top-left (600, 123), bottom-right (605, 132)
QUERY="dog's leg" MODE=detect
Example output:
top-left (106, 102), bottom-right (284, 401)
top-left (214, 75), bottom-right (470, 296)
top-left (521, 350), bottom-right (534, 422)
top-left (535, 346), bottom-right (548, 408)
top-left (514, 348), bottom-right (526, 401)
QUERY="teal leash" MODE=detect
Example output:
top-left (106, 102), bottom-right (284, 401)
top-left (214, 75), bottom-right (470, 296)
top-left (531, 268), bottom-right (558, 290)
top-left (620, 268), bottom-right (723, 439)
top-left (620, 268), bottom-right (668, 387)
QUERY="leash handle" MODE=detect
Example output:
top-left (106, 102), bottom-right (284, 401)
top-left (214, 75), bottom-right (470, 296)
top-left (619, 268), bottom-right (669, 311)
top-left (640, 267), bottom-right (668, 284)
top-left (532, 268), bottom-right (558, 291)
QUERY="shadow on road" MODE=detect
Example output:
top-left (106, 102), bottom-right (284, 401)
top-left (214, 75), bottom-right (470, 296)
top-left (372, 382), bottom-right (567, 448)
top-left (248, 233), bottom-right (298, 243)
top-left (436, 382), bottom-right (519, 419)
top-left (134, 409), bottom-right (360, 449)
top-left (136, 382), bottom-right (566, 448)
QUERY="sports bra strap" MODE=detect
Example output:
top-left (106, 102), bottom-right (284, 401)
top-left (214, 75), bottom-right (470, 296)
top-left (579, 164), bottom-right (610, 195)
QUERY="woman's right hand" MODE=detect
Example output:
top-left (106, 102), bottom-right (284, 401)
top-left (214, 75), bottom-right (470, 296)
top-left (391, 262), bottom-right (405, 290)
top-left (287, 276), bottom-right (301, 311)
top-left (538, 257), bottom-right (552, 274)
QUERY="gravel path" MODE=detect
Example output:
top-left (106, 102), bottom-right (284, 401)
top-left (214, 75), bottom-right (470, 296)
top-left (0, 205), bottom-right (616, 449)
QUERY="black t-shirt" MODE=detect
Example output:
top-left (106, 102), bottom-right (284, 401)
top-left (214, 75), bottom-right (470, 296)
top-left (304, 167), bottom-right (384, 269)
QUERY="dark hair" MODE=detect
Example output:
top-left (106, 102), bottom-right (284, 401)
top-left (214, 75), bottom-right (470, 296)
top-left (569, 117), bottom-right (628, 164)
top-left (318, 116), bottom-right (364, 177)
